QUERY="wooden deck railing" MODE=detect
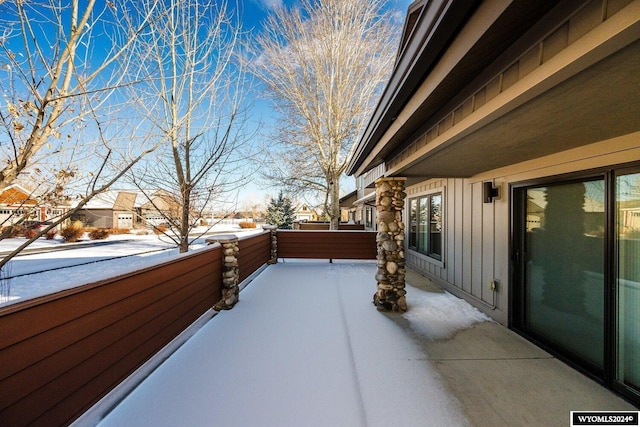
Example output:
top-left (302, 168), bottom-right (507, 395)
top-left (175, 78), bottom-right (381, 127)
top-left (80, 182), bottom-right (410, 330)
top-left (278, 230), bottom-right (376, 259)
top-left (0, 229), bottom-right (376, 426)
top-left (237, 231), bottom-right (271, 282)
top-left (295, 222), bottom-right (366, 231)
top-left (0, 244), bottom-right (225, 427)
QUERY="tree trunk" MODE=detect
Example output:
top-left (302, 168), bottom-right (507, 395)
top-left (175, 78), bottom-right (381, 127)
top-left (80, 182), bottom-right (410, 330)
top-left (179, 188), bottom-right (191, 253)
top-left (330, 176), bottom-right (340, 230)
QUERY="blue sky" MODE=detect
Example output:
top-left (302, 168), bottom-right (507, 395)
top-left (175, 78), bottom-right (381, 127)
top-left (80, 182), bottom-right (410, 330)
top-left (242, 0), bottom-right (414, 29)
top-left (235, 0), bottom-right (414, 207)
top-left (0, 0), bottom-right (415, 209)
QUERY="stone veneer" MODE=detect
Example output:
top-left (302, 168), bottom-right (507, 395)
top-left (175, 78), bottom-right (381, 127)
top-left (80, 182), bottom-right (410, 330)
top-left (373, 177), bottom-right (407, 312)
top-left (262, 225), bottom-right (278, 264)
top-left (206, 234), bottom-right (239, 310)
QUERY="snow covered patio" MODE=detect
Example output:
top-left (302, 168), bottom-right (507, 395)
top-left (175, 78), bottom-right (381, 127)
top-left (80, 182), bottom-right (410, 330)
top-left (79, 261), bottom-right (634, 426)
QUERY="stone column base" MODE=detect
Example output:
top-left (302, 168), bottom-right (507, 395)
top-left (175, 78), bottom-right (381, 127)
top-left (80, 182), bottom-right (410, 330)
top-left (262, 225), bottom-right (278, 264)
top-left (374, 177), bottom-right (407, 312)
top-left (206, 234), bottom-right (239, 310)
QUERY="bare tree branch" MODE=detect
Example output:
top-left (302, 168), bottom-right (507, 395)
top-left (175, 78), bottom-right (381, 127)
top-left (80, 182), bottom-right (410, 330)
top-left (125, 0), bottom-right (253, 253)
top-left (0, 0), bottom-right (157, 189)
top-left (249, 0), bottom-right (399, 228)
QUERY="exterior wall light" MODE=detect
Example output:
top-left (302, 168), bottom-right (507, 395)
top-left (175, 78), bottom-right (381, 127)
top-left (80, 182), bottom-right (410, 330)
top-left (483, 181), bottom-right (500, 203)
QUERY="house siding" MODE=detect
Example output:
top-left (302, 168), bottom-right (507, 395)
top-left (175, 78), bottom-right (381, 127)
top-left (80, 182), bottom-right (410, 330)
top-left (350, 0), bottom-right (640, 405)
top-left (406, 178), bottom-right (507, 323)
top-left (405, 132), bottom-right (640, 325)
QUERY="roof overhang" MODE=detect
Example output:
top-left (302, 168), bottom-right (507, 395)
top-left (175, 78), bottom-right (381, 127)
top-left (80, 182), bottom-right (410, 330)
top-left (395, 33), bottom-right (640, 181)
top-left (347, 0), bottom-right (482, 175)
top-left (348, 0), bottom-right (613, 178)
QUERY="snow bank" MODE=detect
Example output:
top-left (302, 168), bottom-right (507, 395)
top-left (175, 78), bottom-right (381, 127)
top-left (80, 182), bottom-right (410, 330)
top-left (402, 285), bottom-right (491, 341)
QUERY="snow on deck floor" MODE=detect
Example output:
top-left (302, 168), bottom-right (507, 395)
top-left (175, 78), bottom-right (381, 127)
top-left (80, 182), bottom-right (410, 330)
top-left (96, 261), bottom-right (474, 427)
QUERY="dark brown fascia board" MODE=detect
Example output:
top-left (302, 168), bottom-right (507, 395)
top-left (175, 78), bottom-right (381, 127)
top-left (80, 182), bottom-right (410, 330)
top-left (346, 0), bottom-right (480, 177)
top-left (396, 0), bottom-right (427, 68)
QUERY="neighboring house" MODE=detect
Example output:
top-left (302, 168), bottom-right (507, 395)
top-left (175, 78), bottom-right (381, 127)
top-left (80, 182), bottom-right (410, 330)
top-left (294, 204), bottom-right (317, 222)
top-left (352, 171), bottom-right (379, 230)
top-left (0, 184), bottom-right (69, 226)
top-left (72, 190), bottom-right (141, 229)
top-left (138, 190), bottom-right (183, 227)
top-left (347, 0), bottom-right (640, 404)
top-left (72, 190), bottom-right (180, 229)
top-left (0, 185), bottom-right (39, 225)
top-left (338, 190), bottom-right (357, 223)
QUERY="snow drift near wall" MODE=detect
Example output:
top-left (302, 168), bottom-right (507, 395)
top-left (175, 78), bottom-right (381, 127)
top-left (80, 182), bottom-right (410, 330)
top-left (402, 284), bottom-right (491, 341)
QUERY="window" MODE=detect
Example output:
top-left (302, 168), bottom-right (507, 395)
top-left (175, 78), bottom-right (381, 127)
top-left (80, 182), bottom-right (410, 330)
top-left (408, 192), bottom-right (442, 260)
top-left (365, 205), bottom-right (376, 230)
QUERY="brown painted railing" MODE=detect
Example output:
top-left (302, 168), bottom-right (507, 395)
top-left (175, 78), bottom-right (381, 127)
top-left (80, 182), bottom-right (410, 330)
top-left (237, 231), bottom-right (271, 282)
top-left (278, 230), bottom-right (376, 259)
top-left (0, 230), bottom-right (375, 426)
top-left (297, 222), bottom-right (365, 231)
top-left (0, 244), bottom-right (224, 427)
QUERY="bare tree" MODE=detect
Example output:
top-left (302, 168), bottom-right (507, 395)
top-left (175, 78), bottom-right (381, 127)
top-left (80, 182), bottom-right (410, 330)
top-left (126, 0), bottom-right (252, 253)
top-left (0, 0), bottom-right (156, 190)
top-left (250, 0), bottom-right (399, 229)
top-left (0, 1), bottom-right (161, 265)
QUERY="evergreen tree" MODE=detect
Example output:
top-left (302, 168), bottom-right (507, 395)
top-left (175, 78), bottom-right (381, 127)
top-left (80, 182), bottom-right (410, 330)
top-left (265, 191), bottom-right (296, 229)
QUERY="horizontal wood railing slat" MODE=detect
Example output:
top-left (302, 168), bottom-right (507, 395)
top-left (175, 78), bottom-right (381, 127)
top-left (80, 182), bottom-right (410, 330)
top-left (47, 298), bottom-right (214, 427)
top-left (237, 232), bottom-right (270, 282)
top-left (0, 246), bottom-right (221, 348)
top-left (0, 260), bottom-right (220, 383)
top-left (0, 246), bottom-right (222, 426)
top-left (0, 271), bottom-right (218, 409)
top-left (277, 230), bottom-right (377, 259)
top-left (2, 284), bottom-right (215, 426)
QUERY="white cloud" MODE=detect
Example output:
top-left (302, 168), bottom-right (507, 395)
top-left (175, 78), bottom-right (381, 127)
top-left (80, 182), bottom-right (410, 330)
top-left (390, 10), bottom-right (405, 25)
top-left (254, 0), bottom-right (284, 11)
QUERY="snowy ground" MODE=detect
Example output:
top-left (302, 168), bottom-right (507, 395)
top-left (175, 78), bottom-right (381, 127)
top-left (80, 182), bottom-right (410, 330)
top-left (0, 224), bottom-right (263, 307)
top-left (3, 225), bottom-right (492, 426)
top-left (93, 261), bottom-right (490, 427)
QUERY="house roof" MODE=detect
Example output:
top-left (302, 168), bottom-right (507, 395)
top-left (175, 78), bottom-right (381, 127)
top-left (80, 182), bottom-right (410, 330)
top-left (77, 190), bottom-right (145, 210)
top-left (338, 190), bottom-right (357, 207)
top-left (0, 184), bottom-right (38, 206)
top-left (346, 0), bottom-right (483, 176)
top-left (347, 1), bottom-right (640, 180)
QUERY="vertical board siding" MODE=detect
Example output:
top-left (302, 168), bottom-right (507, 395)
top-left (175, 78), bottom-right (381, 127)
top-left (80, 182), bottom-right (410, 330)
top-left (471, 181), bottom-right (483, 300)
top-left (237, 231), bottom-right (271, 282)
top-left (453, 178), bottom-right (465, 287)
top-left (462, 179), bottom-right (473, 294)
top-left (481, 185), bottom-right (496, 302)
top-left (278, 230), bottom-right (377, 259)
top-left (406, 178), bottom-right (499, 310)
top-left (0, 245), bottom-right (222, 427)
top-left (494, 181), bottom-right (509, 310)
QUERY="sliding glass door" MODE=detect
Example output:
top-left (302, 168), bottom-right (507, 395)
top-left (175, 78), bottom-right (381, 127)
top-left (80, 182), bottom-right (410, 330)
top-left (514, 168), bottom-right (640, 403)
top-left (616, 172), bottom-right (640, 396)
top-left (517, 178), bottom-right (605, 370)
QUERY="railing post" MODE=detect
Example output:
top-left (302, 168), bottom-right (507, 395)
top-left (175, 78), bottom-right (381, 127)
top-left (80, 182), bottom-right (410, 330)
top-left (373, 177), bottom-right (407, 312)
top-left (206, 234), bottom-right (239, 310)
top-left (262, 225), bottom-right (278, 264)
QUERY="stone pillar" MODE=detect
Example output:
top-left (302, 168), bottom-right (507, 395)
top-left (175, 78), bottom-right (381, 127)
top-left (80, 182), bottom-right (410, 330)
top-left (373, 177), bottom-right (407, 312)
top-left (262, 225), bottom-right (278, 264)
top-left (206, 234), bottom-right (239, 310)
